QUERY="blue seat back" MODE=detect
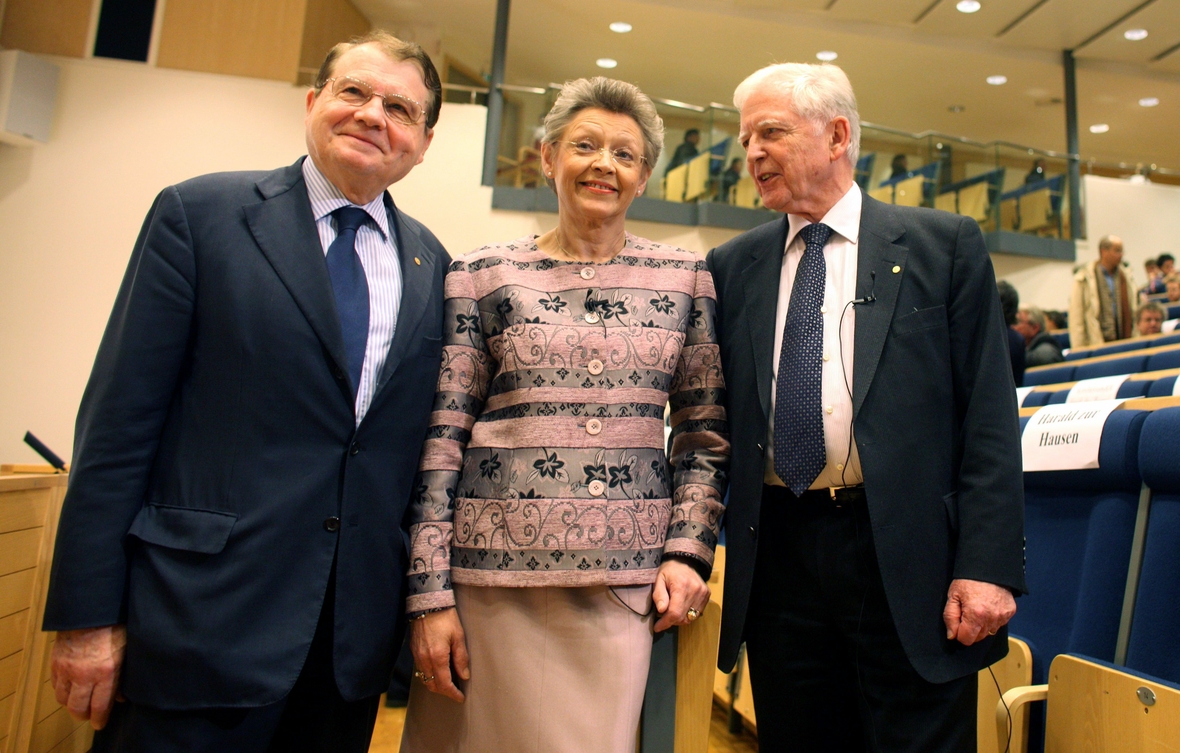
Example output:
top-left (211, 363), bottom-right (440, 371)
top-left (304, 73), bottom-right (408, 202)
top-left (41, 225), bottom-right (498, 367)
top-left (1067, 340), bottom-right (1146, 361)
top-left (1127, 408), bottom-right (1180, 684)
top-left (1153, 333), bottom-right (1180, 347)
top-left (1146, 348), bottom-right (1180, 371)
top-left (1168, 304), bottom-right (1180, 320)
top-left (1073, 355), bottom-right (1149, 380)
top-left (1024, 365), bottom-right (1074, 387)
top-left (1147, 375), bottom-right (1177, 397)
top-left (1022, 391), bottom-right (1052, 408)
top-left (1052, 332), bottom-right (1070, 350)
top-left (1116, 379), bottom-right (1153, 399)
top-left (1011, 410), bottom-right (1148, 684)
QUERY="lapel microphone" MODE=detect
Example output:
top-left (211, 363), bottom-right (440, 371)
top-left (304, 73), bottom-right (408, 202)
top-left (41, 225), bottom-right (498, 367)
top-left (852, 270), bottom-right (877, 305)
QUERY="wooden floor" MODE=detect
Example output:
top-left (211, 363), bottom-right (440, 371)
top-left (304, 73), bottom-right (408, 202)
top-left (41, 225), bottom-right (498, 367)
top-left (368, 697), bottom-right (759, 753)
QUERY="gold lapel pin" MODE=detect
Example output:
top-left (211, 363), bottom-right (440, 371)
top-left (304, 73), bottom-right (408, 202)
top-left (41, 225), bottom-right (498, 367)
top-left (414, 257), bottom-right (421, 266)
top-left (892, 265), bottom-right (901, 273)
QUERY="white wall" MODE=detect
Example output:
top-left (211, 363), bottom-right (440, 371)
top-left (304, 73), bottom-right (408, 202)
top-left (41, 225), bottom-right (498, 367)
top-left (1082, 174), bottom-right (1180, 282)
top-left (0, 56), bottom-right (740, 464)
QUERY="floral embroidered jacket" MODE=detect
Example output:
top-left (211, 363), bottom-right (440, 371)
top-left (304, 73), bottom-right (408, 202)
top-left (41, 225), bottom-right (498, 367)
top-left (405, 234), bottom-right (730, 614)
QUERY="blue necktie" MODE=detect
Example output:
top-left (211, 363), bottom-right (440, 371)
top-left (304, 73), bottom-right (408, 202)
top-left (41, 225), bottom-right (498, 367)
top-left (326, 206), bottom-right (371, 396)
top-left (774, 222), bottom-right (832, 496)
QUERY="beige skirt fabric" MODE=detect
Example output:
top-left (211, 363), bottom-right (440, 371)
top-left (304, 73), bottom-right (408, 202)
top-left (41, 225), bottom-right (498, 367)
top-left (400, 583), bottom-right (655, 753)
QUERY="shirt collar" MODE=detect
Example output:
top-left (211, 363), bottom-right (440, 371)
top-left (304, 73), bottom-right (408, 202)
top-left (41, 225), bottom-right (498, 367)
top-left (785, 182), bottom-right (862, 251)
top-left (302, 157), bottom-right (391, 241)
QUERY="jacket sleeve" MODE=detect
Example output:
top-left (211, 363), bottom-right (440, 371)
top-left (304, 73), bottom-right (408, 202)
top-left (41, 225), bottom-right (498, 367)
top-left (662, 259), bottom-right (731, 573)
top-left (43, 186), bottom-right (198, 630)
top-left (405, 259), bottom-right (492, 614)
top-left (1068, 269), bottom-right (1087, 349)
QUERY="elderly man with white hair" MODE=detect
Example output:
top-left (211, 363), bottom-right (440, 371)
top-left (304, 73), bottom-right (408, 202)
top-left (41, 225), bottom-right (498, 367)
top-left (706, 63), bottom-right (1026, 751)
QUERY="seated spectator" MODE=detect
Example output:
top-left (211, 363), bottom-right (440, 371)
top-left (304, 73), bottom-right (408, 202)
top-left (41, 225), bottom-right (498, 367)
top-left (1166, 274), bottom-right (1180, 303)
top-left (1045, 310), bottom-right (1067, 330)
top-left (666, 128), bottom-right (700, 173)
top-left (1136, 301), bottom-right (1166, 336)
top-left (997, 280), bottom-right (1025, 385)
top-left (1141, 256), bottom-right (1165, 299)
top-left (889, 153), bottom-right (908, 179)
top-left (1160, 253), bottom-right (1176, 277)
top-left (1015, 306), bottom-right (1065, 367)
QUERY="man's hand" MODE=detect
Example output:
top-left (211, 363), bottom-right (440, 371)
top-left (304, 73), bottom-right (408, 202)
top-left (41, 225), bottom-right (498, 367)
top-left (51, 625), bottom-right (127, 730)
top-left (653, 559), bottom-right (711, 632)
top-left (943, 579), bottom-right (1017, 646)
top-left (409, 608), bottom-right (470, 703)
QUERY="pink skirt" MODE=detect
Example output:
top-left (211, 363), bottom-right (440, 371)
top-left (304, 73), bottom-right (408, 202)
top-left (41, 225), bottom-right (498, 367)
top-left (400, 583), bottom-right (655, 753)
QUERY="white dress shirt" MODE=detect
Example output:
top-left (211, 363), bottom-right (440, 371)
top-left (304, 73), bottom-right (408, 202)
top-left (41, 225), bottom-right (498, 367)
top-left (765, 182), bottom-right (865, 489)
top-left (302, 158), bottom-right (402, 425)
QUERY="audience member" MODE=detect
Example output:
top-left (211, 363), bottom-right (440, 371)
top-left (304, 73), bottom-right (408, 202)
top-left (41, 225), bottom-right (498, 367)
top-left (1015, 306), bottom-right (1064, 366)
top-left (1045, 310), bottom-right (1067, 330)
top-left (1024, 158), bottom-right (1046, 185)
top-left (1069, 234), bottom-right (1135, 347)
top-left (718, 157), bottom-right (742, 202)
top-left (1136, 301), bottom-right (1166, 336)
top-left (997, 280), bottom-right (1025, 385)
top-left (1141, 256), bottom-right (1165, 298)
top-left (1160, 253), bottom-right (1176, 276)
top-left (666, 128), bottom-right (701, 172)
top-left (1166, 274), bottom-right (1180, 303)
top-left (889, 152), bottom-right (908, 179)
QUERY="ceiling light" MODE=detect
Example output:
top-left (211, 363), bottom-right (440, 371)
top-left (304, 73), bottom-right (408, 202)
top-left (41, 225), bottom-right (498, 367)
top-left (1089, 123), bottom-right (1110, 134)
top-left (596, 58), bottom-right (618, 69)
top-left (609, 22), bottom-right (632, 33)
top-left (1124, 28), bottom-right (1148, 41)
top-left (948, 105), bottom-right (965, 113)
top-left (986, 75), bottom-right (1007, 85)
top-left (816, 50), bottom-right (838, 61)
top-left (956, 0), bottom-right (981, 13)
top-left (1139, 97), bottom-right (1160, 107)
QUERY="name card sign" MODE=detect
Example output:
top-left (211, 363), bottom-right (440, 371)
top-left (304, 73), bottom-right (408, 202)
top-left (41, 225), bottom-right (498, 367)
top-left (1066, 374), bottom-right (1130, 403)
top-left (1022, 400), bottom-right (1125, 472)
top-left (1016, 386), bottom-right (1035, 407)
top-left (1173, 376), bottom-right (1180, 397)
top-left (1163, 319), bottom-right (1178, 333)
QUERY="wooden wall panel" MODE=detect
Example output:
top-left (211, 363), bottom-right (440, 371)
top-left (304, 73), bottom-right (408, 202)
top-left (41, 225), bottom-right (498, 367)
top-left (0, 0), bottom-right (91, 59)
top-left (298, 0), bottom-right (369, 83)
top-left (156, 0), bottom-right (308, 83)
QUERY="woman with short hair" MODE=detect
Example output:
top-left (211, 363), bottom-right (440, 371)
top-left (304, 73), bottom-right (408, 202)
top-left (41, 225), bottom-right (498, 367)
top-left (400, 77), bottom-right (730, 753)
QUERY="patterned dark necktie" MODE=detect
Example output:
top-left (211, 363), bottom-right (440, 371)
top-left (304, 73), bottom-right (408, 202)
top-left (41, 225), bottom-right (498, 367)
top-left (326, 206), bottom-right (371, 396)
top-left (774, 222), bottom-right (832, 496)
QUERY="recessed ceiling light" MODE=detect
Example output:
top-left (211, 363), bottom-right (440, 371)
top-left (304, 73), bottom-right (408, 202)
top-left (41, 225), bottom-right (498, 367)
top-left (1089, 123), bottom-right (1110, 134)
top-left (816, 50), bottom-right (838, 61)
top-left (956, 0), bottom-right (981, 13)
top-left (986, 75), bottom-right (1007, 85)
top-left (609, 22), bottom-right (632, 33)
top-left (948, 105), bottom-right (965, 113)
top-left (1124, 28), bottom-right (1148, 41)
top-left (1139, 97), bottom-right (1160, 107)
top-left (596, 58), bottom-right (618, 69)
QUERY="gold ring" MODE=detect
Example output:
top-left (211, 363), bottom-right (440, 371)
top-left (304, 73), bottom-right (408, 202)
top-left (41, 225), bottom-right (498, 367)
top-left (988, 629), bottom-right (997, 636)
top-left (686, 608), bottom-right (700, 622)
top-left (412, 669), bottom-right (435, 684)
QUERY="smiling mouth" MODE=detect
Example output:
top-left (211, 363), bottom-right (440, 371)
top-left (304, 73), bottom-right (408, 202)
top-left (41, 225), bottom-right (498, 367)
top-left (581, 180), bottom-right (618, 193)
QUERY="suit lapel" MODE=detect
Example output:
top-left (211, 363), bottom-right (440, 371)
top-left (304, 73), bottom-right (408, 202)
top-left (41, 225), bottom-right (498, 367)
top-left (373, 196), bottom-right (436, 395)
top-left (244, 161), bottom-right (350, 381)
top-left (739, 216), bottom-right (790, 422)
top-left (852, 196), bottom-right (908, 418)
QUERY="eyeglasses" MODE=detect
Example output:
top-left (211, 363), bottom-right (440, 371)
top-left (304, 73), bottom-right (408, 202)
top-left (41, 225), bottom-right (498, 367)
top-left (323, 76), bottom-right (425, 127)
top-left (565, 140), bottom-right (645, 169)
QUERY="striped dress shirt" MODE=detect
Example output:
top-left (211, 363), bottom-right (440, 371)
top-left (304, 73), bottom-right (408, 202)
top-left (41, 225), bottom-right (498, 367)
top-left (302, 158), bottom-right (402, 425)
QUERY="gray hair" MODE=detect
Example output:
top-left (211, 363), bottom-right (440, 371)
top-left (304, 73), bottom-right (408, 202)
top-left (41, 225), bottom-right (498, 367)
top-left (733, 63), bottom-right (861, 166)
top-left (1021, 306), bottom-right (1048, 334)
top-left (541, 77), bottom-right (664, 188)
top-left (1098, 235), bottom-right (1123, 252)
top-left (1137, 301), bottom-right (1166, 322)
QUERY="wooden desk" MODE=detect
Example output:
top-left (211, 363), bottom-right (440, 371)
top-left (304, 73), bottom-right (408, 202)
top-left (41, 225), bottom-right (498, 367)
top-left (0, 474), bottom-right (91, 753)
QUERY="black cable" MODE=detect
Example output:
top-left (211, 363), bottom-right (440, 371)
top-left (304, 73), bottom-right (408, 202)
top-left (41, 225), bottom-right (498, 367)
top-left (989, 664), bottom-right (1015, 753)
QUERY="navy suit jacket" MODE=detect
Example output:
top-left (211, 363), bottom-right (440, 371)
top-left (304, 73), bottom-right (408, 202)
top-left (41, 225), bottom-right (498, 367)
top-left (707, 195), bottom-right (1026, 683)
top-left (43, 159), bottom-right (450, 707)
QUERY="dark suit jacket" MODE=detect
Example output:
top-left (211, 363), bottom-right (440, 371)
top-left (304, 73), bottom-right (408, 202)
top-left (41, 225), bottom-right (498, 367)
top-left (43, 159), bottom-right (450, 707)
top-left (707, 195), bottom-right (1026, 684)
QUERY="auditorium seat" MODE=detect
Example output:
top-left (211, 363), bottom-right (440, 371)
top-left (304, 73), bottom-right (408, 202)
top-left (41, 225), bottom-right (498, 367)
top-left (1072, 354), bottom-right (1149, 380)
top-left (1064, 339), bottom-right (1146, 361)
top-left (1146, 348), bottom-right (1180, 371)
top-left (1022, 364), bottom-right (1073, 387)
top-left (1021, 391), bottom-right (1052, 408)
top-left (1041, 378), bottom-right (1153, 405)
top-left (1147, 375), bottom-right (1178, 397)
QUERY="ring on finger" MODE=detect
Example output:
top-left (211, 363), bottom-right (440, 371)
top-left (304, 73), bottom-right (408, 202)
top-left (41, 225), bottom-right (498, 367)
top-left (686, 608), bottom-right (700, 622)
top-left (412, 669), bottom-right (435, 684)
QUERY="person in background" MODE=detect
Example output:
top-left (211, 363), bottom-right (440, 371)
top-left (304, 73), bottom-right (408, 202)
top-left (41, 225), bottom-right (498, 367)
top-left (1159, 253), bottom-right (1176, 277)
top-left (1024, 158), bottom-right (1046, 184)
top-left (400, 76), bottom-right (729, 753)
top-left (1069, 235), bottom-right (1135, 347)
top-left (43, 32), bottom-right (449, 752)
top-left (998, 280), bottom-right (1025, 386)
top-left (1140, 256), bottom-right (1164, 299)
top-left (1135, 301), bottom-right (1166, 337)
top-left (666, 127), bottom-right (701, 172)
top-left (889, 152), bottom-right (908, 179)
top-left (1166, 273), bottom-right (1180, 303)
top-left (1045, 309), bottom-right (1067, 330)
top-left (718, 157), bottom-right (743, 203)
top-left (1015, 306), bottom-right (1065, 367)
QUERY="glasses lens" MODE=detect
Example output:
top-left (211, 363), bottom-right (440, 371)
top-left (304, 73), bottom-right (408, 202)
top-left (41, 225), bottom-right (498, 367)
top-left (383, 93), bottom-right (423, 126)
top-left (332, 77), bottom-right (372, 106)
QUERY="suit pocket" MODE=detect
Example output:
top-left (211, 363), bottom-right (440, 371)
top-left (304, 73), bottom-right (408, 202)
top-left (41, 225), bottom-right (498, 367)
top-left (892, 305), bottom-right (947, 335)
top-left (127, 504), bottom-right (238, 554)
top-left (417, 334), bottom-right (443, 358)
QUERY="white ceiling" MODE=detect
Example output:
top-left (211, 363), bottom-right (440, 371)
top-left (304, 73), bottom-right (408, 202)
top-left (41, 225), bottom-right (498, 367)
top-left (357, 0), bottom-right (1180, 169)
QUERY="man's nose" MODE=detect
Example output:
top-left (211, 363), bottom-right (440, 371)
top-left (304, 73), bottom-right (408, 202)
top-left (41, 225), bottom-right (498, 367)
top-left (354, 96), bottom-right (387, 127)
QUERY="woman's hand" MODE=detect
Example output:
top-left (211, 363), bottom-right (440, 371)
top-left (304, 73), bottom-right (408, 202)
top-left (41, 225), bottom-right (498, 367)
top-left (653, 559), bottom-right (711, 632)
top-left (409, 608), bottom-right (470, 702)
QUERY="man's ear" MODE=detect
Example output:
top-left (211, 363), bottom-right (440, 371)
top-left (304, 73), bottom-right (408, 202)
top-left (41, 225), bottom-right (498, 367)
top-left (829, 117), bottom-right (851, 163)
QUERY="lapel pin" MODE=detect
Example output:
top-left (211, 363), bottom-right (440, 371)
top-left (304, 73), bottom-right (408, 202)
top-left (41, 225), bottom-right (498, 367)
top-left (892, 265), bottom-right (901, 274)
top-left (414, 257), bottom-right (421, 266)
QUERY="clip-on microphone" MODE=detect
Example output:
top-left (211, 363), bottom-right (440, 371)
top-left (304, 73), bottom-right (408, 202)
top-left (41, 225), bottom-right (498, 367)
top-left (852, 271), bottom-right (877, 306)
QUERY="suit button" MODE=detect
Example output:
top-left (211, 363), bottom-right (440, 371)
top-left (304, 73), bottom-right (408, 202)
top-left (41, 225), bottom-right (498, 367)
top-left (324, 517), bottom-right (340, 532)
top-left (349, 441), bottom-right (360, 456)
top-left (332, 365), bottom-right (345, 381)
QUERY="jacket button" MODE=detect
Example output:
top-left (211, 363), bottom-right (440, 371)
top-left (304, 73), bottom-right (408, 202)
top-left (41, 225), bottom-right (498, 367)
top-left (349, 441), bottom-right (360, 456)
top-left (585, 418), bottom-right (603, 435)
top-left (332, 365), bottom-right (345, 381)
top-left (324, 517), bottom-right (340, 532)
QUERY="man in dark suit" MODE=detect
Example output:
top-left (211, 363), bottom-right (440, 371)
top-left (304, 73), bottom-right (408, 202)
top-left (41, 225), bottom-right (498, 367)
top-left (42, 31), bottom-right (449, 752)
top-left (708, 63), bottom-right (1025, 752)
